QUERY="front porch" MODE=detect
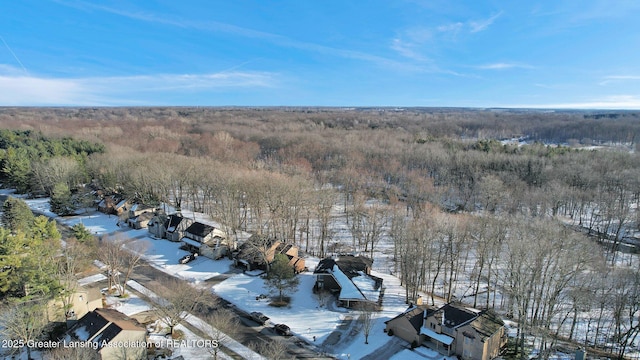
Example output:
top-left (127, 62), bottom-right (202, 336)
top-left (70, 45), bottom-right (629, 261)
top-left (420, 327), bottom-right (454, 356)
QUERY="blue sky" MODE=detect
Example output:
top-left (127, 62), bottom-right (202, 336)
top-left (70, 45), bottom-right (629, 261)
top-left (1, 0), bottom-right (639, 108)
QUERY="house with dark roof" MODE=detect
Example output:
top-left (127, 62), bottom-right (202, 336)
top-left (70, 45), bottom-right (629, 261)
top-left (181, 221), bottom-right (231, 259)
top-left (313, 255), bottom-right (384, 309)
top-left (64, 308), bottom-right (147, 360)
top-left (147, 213), bottom-right (193, 241)
top-left (386, 303), bottom-right (506, 360)
top-left (384, 306), bottom-right (428, 346)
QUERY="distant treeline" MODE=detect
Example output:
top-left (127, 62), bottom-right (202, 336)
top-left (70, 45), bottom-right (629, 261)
top-left (1, 107), bottom-right (639, 145)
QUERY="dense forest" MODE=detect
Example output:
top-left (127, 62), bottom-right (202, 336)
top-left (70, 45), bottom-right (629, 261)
top-left (0, 107), bottom-right (639, 359)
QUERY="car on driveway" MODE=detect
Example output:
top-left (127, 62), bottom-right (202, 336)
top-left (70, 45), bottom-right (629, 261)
top-left (179, 253), bottom-right (198, 264)
top-left (273, 323), bottom-right (291, 336)
top-left (249, 311), bottom-right (269, 325)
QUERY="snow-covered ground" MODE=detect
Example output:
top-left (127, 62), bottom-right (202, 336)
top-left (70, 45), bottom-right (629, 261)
top-left (9, 193), bottom-right (428, 359)
top-left (11, 189), bottom-right (635, 359)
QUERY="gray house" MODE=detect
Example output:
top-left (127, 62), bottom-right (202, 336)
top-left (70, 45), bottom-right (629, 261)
top-left (148, 213), bottom-right (193, 241)
top-left (181, 221), bottom-right (231, 259)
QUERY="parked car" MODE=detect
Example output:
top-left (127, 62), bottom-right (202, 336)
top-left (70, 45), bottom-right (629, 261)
top-left (179, 253), bottom-right (198, 264)
top-left (249, 311), bottom-right (269, 325)
top-left (273, 323), bottom-right (291, 336)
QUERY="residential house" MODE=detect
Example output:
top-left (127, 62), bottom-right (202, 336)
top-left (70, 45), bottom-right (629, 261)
top-left (234, 235), bottom-right (305, 273)
top-left (313, 255), bottom-right (384, 309)
top-left (113, 198), bottom-right (131, 217)
top-left (385, 303), bottom-right (506, 360)
top-left (48, 283), bottom-right (103, 323)
top-left (97, 195), bottom-right (121, 215)
top-left (181, 221), bottom-right (231, 259)
top-left (128, 211), bottom-right (155, 230)
top-left (64, 308), bottom-right (147, 360)
top-left (147, 213), bottom-right (193, 242)
top-left (383, 306), bottom-right (427, 346)
top-left (127, 204), bottom-right (155, 219)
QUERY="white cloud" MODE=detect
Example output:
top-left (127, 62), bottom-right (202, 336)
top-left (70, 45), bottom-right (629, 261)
top-left (432, 11), bottom-right (503, 36)
top-left (599, 75), bottom-right (640, 85)
top-left (477, 62), bottom-right (534, 70)
top-left (0, 69), bottom-right (278, 106)
top-left (469, 11), bottom-right (503, 33)
top-left (437, 22), bottom-right (464, 33)
top-left (0, 75), bottom-right (87, 105)
top-left (511, 95), bottom-right (640, 110)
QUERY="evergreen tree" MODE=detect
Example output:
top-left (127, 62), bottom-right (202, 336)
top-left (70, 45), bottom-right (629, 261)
top-left (265, 253), bottom-right (299, 303)
top-left (1, 147), bottom-right (31, 193)
top-left (0, 214), bottom-right (60, 299)
top-left (71, 223), bottom-right (94, 242)
top-left (2, 197), bottom-right (34, 233)
top-left (50, 182), bottom-right (75, 215)
top-left (0, 228), bottom-right (25, 296)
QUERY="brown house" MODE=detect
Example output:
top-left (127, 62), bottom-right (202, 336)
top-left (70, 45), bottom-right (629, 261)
top-left (64, 308), bottom-right (147, 360)
top-left (385, 303), bottom-right (506, 360)
top-left (234, 235), bottom-right (305, 273)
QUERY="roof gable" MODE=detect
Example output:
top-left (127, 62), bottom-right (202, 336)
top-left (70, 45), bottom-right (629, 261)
top-left (430, 304), bottom-right (478, 328)
top-left (386, 306), bottom-right (426, 333)
top-left (164, 214), bottom-right (184, 230)
top-left (469, 309), bottom-right (505, 339)
top-left (186, 222), bottom-right (215, 237)
top-left (335, 255), bottom-right (373, 276)
top-left (69, 311), bottom-right (109, 341)
top-left (67, 308), bottom-right (145, 345)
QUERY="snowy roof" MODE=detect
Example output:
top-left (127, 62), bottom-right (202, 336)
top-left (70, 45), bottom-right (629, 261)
top-left (420, 326), bottom-right (454, 345)
top-left (182, 237), bottom-right (202, 248)
top-left (351, 271), bottom-right (382, 301)
top-left (331, 265), bottom-right (365, 300)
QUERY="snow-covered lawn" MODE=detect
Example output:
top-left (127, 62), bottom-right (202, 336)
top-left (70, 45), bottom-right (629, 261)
top-left (214, 271), bottom-right (345, 343)
top-left (213, 261), bottom-right (427, 359)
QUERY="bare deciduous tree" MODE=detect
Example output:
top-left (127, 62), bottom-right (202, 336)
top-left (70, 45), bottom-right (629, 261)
top-left (0, 300), bottom-right (48, 360)
top-left (150, 279), bottom-right (209, 337)
top-left (97, 236), bottom-right (147, 297)
top-left (357, 303), bottom-right (376, 345)
top-left (205, 308), bottom-right (239, 360)
top-left (251, 338), bottom-right (292, 360)
top-left (46, 346), bottom-right (100, 360)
